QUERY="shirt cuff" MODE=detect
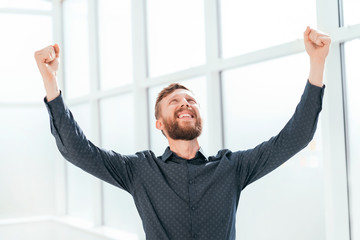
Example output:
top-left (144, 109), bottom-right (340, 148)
top-left (43, 90), bottom-right (67, 120)
top-left (304, 79), bottom-right (325, 107)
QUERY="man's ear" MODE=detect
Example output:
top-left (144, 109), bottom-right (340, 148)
top-left (156, 119), bottom-right (167, 138)
top-left (155, 119), bottom-right (163, 131)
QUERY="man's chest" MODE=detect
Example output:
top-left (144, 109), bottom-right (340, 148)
top-left (135, 159), bottom-right (239, 205)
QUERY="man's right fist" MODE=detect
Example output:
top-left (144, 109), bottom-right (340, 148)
top-left (34, 44), bottom-right (60, 81)
top-left (34, 44), bottom-right (61, 101)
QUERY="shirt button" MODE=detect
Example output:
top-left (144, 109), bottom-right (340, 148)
top-left (193, 233), bottom-right (198, 238)
top-left (189, 180), bottom-right (194, 184)
top-left (191, 206), bottom-right (196, 211)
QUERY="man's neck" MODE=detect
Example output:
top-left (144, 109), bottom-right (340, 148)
top-left (168, 138), bottom-right (200, 160)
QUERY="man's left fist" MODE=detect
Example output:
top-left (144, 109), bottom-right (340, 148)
top-left (304, 26), bottom-right (331, 63)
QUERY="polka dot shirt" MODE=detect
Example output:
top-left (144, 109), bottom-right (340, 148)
top-left (44, 80), bottom-right (325, 240)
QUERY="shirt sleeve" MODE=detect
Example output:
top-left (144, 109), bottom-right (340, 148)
top-left (235, 79), bottom-right (325, 190)
top-left (44, 91), bottom-right (136, 193)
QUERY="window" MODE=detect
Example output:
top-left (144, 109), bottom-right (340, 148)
top-left (63, 0), bottom-right (90, 99)
top-left (0, 106), bottom-right (56, 218)
top-left (98, 0), bottom-right (133, 90)
top-left (342, 0), bottom-right (360, 26)
top-left (146, 0), bottom-right (206, 77)
top-left (220, 0), bottom-right (316, 58)
top-left (100, 94), bottom-right (135, 153)
top-left (99, 94), bottom-right (144, 236)
top-left (343, 39), bottom-right (360, 240)
top-left (0, 14), bottom-right (52, 102)
top-left (0, 0), bottom-right (51, 10)
top-left (0, 0), bottom-right (55, 224)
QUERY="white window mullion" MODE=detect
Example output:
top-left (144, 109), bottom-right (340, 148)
top-left (316, 0), bottom-right (351, 239)
top-left (204, 0), bottom-right (223, 154)
top-left (331, 24), bottom-right (360, 43)
top-left (88, 0), bottom-right (103, 227)
top-left (52, 0), bottom-right (67, 218)
top-left (132, 0), bottom-right (150, 150)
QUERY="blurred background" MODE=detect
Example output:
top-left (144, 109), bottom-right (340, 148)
top-left (0, 0), bottom-right (359, 239)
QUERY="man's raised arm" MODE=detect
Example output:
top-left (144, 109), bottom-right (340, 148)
top-left (34, 44), bottom-right (61, 102)
top-left (304, 26), bottom-right (331, 87)
top-left (234, 27), bottom-right (330, 189)
top-left (34, 45), bottom-right (137, 193)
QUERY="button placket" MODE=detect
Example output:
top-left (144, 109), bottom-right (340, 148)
top-left (187, 162), bottom-right (199, 240)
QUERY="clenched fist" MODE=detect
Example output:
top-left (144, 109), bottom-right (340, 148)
top-left (304, 26), bottom-right (331, 63)
top-left (34, 44), bottom-right (60, 101)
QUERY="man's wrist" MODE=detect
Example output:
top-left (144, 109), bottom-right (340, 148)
top-left (44, 77), bottom-right (60, 102)
top-left (310, 57), bottom-right (326, 66)
top-left (308, 68), bottom-right (324, 87)
top-left (308, 57), bottom-right (326, 87)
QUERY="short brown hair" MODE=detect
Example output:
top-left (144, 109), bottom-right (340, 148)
top-left (155, 83), bottom-right (191, 119)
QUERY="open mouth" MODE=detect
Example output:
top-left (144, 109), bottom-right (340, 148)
top-left (177, 112), bottom-right (194, 119)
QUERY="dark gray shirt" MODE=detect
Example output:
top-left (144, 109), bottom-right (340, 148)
top-left (44, 80), bottom-right (325, 240)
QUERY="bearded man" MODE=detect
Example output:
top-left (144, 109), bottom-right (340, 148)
top-left (35, 26), bottom-right (330, 240)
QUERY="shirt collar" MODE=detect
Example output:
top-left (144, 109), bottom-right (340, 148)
top-left (161, 146), bottom-right (209, 162)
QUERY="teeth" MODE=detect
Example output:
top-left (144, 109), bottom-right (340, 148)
top-left (179, 114), bottom-right (192, 119)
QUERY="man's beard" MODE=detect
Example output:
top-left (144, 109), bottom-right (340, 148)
top-left (162, 109), bottom-right (202, 141)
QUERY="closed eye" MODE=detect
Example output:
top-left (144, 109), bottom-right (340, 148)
top-left (169, 99), bottom-right (178, 104)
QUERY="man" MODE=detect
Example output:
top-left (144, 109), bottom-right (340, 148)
top-left (35, 26), bottom-right (330, 240)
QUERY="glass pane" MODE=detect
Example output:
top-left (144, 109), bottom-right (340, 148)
top-left (220, 0), bottom-right (317, 58)
top-left (100, 94), bottom-right (143, 237)
top-left (0, 106), bottom-right (56, 218)
top-left (344, 39), bottom-right (360, 240)
top-left (100, 94), bottom-right (135, 156)
top-left (343, 0), bottom-right (360, 26)
top-left (63, 0), bottom-right (90, 99)
top-left (147, 0), bottom-right (206, 77)
top-left (98, 0), bottom-right (133, 90)
top-left (102, 183), bottom-right (144, 238)
top-left (148, 76), bottom-right (209, 156)
top-left (66, 103), bottom-right (96, 222)
top-left (0, 14), bottom-right (52, 102)
top-left (0, 0), bottom-right (51, 10)
top-left (222, 53), bottom-right (325, 239)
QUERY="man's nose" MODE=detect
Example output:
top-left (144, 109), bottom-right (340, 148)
top-left (180, 98), bottom-right (190, 107)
